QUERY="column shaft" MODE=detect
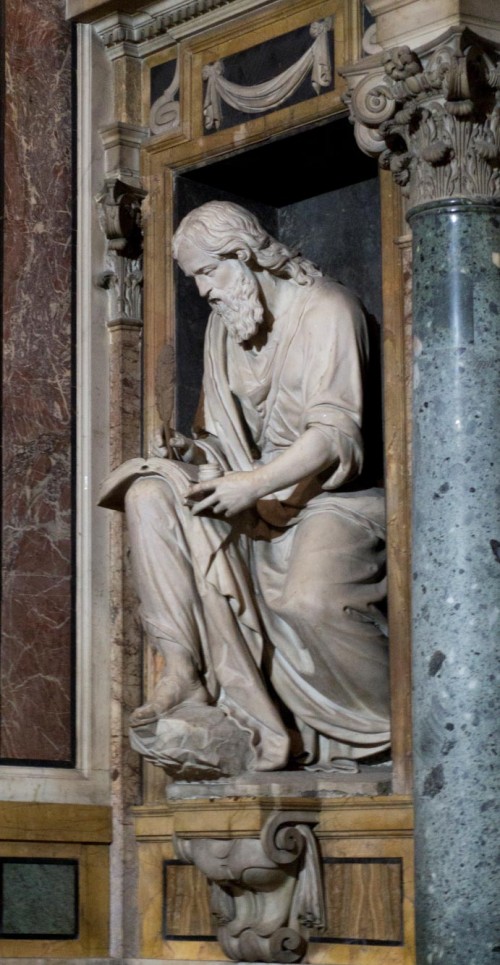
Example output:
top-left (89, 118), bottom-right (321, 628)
top-left (409, 198), bottom-right (500, 964)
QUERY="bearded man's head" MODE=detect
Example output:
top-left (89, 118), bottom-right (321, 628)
top-left (172, 201), bottom-right (321, 342)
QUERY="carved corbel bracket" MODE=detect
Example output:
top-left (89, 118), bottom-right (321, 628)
top-left (97, 177), bottom-right (146, 259)
top-left (96, 177), bottom-right (147, 326)
top-left (342, 27), bottom-right (500, 207)
top-left (174, 810), bottom-right (325, 963)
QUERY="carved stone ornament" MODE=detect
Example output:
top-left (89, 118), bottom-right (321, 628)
top-left (96, 178), bottom-right (147, 326)
top-left (99, 200), bottom-right (391, 781)
top-left (98, 0), bottom-right (244, 50)
top-left (203, 19), bottom-right (332, 130)
top-left (343, 27), bottom-right (500, 207)
top-left (174, 810), bottom-right (325, 963)
top-left (150, 60), bottom-right (180, 135)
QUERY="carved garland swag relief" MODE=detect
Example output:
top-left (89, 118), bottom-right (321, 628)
top-left (150, 18), bottom-right (333, 135)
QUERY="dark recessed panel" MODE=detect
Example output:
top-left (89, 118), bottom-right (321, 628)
top-left (0, 858), bottom-right (79, 939)
top-left (181, 116), bottom-right (378, 207)
top-left (203, 22), bottom-right (334, 132)
top-left (363, 3), bottom-right (376, 33)
top-left (151, 58), bottom-right (177, 106)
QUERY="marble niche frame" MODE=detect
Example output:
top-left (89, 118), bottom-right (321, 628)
top-left (139, 0), bottom-right (412, 799)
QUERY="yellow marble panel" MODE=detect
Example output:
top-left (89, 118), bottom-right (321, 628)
top-left (134, 798), bottom-right (415, 963)
top-left (164, 863), bottom-right (214, 938)
top-left (321, 859), bottom-right (403, 942)
top-left (0, 840), bottom-right (109, 959)
top-left (0, 802), bottom-right (112, 843)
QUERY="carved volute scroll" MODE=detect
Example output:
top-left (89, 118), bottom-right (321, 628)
top-left (343, 27), bottom-right (500, 208)
top-left (174, 810), bottom-right (325, 963)
top-left (96, 177), bottom-right (147, 327)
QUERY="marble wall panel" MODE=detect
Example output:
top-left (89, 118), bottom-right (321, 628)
top-left (1, 0), bottom-right (74, 762)
top-left (1, 858), bottom-right (78, 937)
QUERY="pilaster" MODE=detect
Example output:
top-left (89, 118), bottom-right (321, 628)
top-left (95, 175), bottom-right (146, 959)
top-left (75, 19), bottom-right (148, 955)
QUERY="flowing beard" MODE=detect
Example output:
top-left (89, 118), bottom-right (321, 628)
top-left (210, 269), bottom-right (264, 342)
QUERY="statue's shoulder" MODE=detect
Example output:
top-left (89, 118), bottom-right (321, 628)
top-left (301, 276), bottom-right (365, 328)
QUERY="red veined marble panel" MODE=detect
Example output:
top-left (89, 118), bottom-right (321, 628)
top-left (1, 0), bottom-right (74, 762)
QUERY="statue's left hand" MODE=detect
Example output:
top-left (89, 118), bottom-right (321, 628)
top-left (186, 471), bottom-right (260, 517)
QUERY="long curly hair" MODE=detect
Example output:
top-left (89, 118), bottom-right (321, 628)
top-left (172, 200), bottom-right (322, 286)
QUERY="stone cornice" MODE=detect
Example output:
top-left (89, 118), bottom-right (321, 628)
top-left (70, 0), bottom-right (276, 54)
top-left (93, 1), bottom-right (234, 47)
top-left (343, 26), bottom-right (500, 208)
top-left (67, 0), bottom-right (144, 19)
top-left (364, 0), bottom-right (500, 48)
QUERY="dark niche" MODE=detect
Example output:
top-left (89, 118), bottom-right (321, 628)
top-left (173, 113), bottom-right (382, 484)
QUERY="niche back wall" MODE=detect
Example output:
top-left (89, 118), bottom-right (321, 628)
top-left (173, 117), bottom-right (382, 454)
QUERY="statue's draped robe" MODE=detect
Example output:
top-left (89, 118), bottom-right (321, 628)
top-left (105, 277), bottom-right (390, 769)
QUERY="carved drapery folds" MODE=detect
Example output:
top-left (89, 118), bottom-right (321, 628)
top-left (343, 28), bottom-right (500, 207)
top-left (175, 810), bottom-right (325, 963)
top-left (203, 19), bottom-right (332, 130)
top-left (97, 177), bottom-right (147, 327)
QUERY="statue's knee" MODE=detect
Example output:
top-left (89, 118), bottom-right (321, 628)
top-left (282, 586), bottom-right (329, 625)
top-left (283, 582), bottom-right (345, 628)
top-left (125, 476), bottom-right (175, 515)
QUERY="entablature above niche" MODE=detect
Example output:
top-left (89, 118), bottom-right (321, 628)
top-left (81, 0), bottom-right (354, 155)
top-left (365, 0), bottom-right (500, 49)
top-left (65, 0), bottom-right (279, 49)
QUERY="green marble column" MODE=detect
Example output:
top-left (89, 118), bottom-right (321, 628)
top-left (408, 199), bottom-right (500, 964)
top-left (343, 21), bottom-right (500, 964)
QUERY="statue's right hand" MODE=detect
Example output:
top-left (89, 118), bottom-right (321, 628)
top-left (151, 426), bottom-right (196, 461)
top-left (151, 427), bottom-right (169, 458)
top-left (169, 431), bottom-right (193, 455)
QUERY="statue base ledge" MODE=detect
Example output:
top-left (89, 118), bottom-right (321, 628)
top-left (166, 764), bottom-right (392, 801)
top-left (132, 787), bottom-right (413, 959)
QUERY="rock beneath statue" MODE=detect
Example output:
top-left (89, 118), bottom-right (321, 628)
top-left (129, 702), bottom-right (256, 780)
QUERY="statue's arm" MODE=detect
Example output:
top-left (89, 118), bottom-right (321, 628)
top-left (187, 426), bottom-right (336, 518)
top-left (299, 285), bottom-right (366, 490)
top-left (188, 285), bottom-right (368, 517)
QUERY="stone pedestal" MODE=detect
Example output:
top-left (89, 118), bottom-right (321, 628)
top-left (409, 198), bottom-right (500, 964)
top-left (133, 793), bottom-right (415, 963)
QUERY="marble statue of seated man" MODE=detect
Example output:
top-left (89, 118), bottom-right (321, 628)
top-left (100, 200), bottom-right (390, 780)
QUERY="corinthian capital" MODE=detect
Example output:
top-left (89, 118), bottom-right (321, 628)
top-left (343, 27), bottom-right (500, 208)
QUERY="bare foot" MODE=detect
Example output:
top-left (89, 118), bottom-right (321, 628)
top-left (130, 671), bottom-right (208, 728)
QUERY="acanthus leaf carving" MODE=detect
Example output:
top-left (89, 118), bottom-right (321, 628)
top-left (342, 28), bottom-right (500, 207)
top-left (96, 178), bottom-right (147, 326)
